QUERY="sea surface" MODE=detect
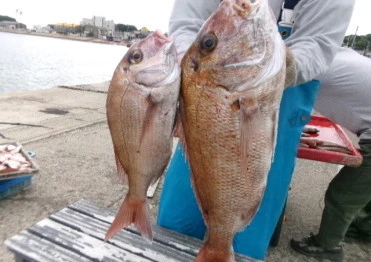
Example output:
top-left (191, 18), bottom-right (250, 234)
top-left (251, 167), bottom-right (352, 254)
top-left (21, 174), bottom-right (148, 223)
top-left (0, 31), bottom-right (128, 94)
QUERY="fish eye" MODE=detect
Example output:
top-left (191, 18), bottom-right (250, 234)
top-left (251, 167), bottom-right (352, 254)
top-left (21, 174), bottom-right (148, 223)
top-left (129, 49), bottom-right (143, 64)
top-left (200, 33), bottom-right (218, 53)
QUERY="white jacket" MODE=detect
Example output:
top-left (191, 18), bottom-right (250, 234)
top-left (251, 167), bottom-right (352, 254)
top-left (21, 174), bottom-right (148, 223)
top-left (168, 0), bottom-right (355, 85)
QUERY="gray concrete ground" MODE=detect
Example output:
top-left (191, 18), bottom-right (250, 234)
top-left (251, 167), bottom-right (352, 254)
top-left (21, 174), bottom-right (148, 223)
top-left (0, 83), bottom-right (370, 262)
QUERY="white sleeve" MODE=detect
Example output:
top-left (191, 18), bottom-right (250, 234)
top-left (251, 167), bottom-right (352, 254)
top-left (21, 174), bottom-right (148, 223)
top-left (168, 0), bottom-right (220, 59)
top-left (286, 0), bottom-right (356, 85)
top-left (169, 0), bottom-right (356, 86)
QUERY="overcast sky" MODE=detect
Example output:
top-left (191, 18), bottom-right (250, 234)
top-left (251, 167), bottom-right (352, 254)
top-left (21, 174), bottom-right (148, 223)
top-left (2, 0), bottom-right (370, 35)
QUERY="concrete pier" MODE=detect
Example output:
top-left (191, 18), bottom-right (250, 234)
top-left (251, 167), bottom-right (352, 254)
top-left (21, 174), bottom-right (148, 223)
top-left (0, 83), bottom-right (370, 261)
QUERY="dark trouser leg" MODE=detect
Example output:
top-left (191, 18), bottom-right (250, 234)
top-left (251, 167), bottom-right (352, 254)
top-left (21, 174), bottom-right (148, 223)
top-left (316, 139), bottom-right (371, 249)
top-left (350, 200), bottom-right (371, 233)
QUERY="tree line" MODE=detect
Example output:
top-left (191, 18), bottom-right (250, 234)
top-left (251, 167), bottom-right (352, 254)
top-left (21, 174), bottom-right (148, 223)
top-left (1, 13), bottom-right (370, 51)
top-left (115, 24), bottom-right (138, 32)
top-left (343, 34), bottom-right (371, 51)
top-left (0, 15), bottom-right (17, 22)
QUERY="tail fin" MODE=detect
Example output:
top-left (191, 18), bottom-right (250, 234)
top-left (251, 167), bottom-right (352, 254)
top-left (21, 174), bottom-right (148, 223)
top-left (195, 242), bottom-right (234, 262)
top-left (104, 196), bottom-right (153, 241)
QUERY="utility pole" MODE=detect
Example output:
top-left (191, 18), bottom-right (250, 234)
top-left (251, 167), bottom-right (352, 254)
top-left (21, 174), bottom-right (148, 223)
top-left (349, 26), bottom-right (359, 49)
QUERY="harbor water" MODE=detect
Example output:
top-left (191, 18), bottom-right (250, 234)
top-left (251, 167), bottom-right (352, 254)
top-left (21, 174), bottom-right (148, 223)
top-left (0, 31), bottom-right (128, 94)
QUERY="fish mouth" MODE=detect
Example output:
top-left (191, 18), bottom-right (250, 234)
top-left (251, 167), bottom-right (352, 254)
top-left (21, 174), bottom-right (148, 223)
top-left (152, 30), bottom-right (170, 41)
top-left (152, 30), bottom-right (176, 52)
top-left (150, 30), bottom-right (177, 63)
top-left (224, 0), bottom-right (262, 17)
top-left (136, 40), bottom-right (179, 87)
top-left (149, 41), bottom-right (179, 86)
top-left (220, 0), bottom-right (267, 69)
top-left (144, 40), bottom-right (177, 73)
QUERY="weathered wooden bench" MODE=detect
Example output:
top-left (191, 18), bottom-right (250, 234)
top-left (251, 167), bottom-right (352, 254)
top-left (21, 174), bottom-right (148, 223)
top-left (5, 199), bottom-right (260, 262)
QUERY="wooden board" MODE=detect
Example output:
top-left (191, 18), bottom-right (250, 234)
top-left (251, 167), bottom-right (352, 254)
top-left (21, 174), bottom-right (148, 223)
top-left (5, 199), bottom-right (260, 262)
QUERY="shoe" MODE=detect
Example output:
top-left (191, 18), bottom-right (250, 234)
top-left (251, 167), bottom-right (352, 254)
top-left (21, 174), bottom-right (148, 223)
top-left (345, 225), bottom-right (371, 243)
top-left (290, 233), bottom-right (344, 262)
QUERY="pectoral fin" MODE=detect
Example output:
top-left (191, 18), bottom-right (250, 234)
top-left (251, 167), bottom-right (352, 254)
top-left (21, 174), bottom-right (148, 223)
top-left (140, 93), bottom-right (161, 145)
top-left (239, 97), bottom-right (262, 172)
top-left (239, 96), bottom-right (276, 172)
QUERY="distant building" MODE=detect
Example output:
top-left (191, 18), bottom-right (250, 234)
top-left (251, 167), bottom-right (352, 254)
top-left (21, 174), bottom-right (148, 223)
top-left (131, 28), bottom-right (152, 39)
top-left (0, 21), bottom-right (26, 30)
top-left (52, 23), bottom-right (80, 34)
top-left (33, 25), bottom-right (52, 33)
top-left (80, 16), bottom-right (115, 33)
top-left (81, 18), bottom-right (91, 25)
top-left (140, 27), bottom-right (150, 33)
top-left (115, 31), bottom-right (136, 41)
top-left (54, 23), bottom-right (79, 28)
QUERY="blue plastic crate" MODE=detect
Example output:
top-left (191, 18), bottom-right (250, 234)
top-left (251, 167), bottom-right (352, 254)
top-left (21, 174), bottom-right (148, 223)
top-left (0, 176), bottom-right (32, 200)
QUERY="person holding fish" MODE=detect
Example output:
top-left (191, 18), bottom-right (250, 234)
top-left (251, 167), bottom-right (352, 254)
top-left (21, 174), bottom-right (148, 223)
top-left (157, 0), bottom-right (371, 261)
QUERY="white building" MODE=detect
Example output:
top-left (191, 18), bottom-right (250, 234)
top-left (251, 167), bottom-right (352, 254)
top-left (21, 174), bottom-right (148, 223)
top-left (80, 16), bottom-right (115, 33)
top-left (81, 18), bottom-right (93, 26)
top-left (33, 25), bottom-right (52, 33)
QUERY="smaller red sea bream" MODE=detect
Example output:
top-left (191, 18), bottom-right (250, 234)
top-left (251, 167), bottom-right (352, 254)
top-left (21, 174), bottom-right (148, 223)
top-left (105, 30), bottom-right (180, 241)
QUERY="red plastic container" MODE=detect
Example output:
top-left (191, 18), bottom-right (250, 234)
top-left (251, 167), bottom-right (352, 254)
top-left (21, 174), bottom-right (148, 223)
top-left (297, 116), bottom-right (363, 167)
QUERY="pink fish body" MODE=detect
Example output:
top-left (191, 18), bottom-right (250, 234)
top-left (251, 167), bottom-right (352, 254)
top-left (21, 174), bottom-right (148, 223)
top-left (105, 31), bottom-right (180, 240)
top-left (180, 0), bottom-right (294, 260)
